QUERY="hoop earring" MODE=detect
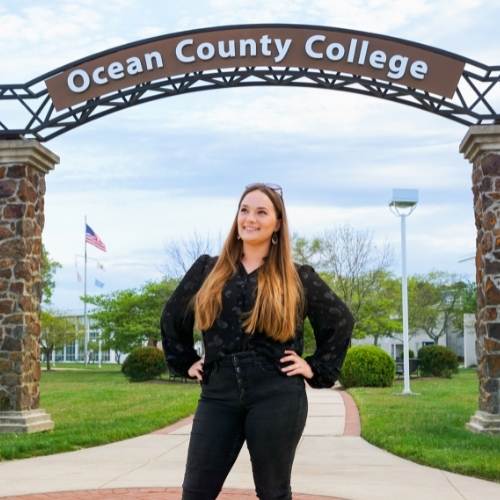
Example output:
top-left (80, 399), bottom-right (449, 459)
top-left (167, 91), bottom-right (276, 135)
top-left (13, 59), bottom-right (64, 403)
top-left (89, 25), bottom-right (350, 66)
top-left (271, 232), bottom-right (278, 245)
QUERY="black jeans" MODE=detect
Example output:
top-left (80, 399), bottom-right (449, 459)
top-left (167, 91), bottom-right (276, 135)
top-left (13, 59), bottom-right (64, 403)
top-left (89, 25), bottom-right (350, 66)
top-left (182, 350), bottom-right (308, 500)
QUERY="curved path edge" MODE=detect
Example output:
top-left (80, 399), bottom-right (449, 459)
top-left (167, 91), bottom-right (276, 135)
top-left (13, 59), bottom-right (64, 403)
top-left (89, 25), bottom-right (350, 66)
top-left (1, 487), bottom-right (345, 499)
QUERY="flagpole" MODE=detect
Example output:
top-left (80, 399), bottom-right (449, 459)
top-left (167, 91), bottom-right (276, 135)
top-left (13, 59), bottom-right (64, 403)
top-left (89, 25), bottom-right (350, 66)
top-left (84, 215), bottom-right (89, 366)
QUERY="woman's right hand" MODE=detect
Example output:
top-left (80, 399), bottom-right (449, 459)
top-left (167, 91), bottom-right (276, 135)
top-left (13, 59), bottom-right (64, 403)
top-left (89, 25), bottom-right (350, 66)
top-left (188, 359), bottom-right (204, 381)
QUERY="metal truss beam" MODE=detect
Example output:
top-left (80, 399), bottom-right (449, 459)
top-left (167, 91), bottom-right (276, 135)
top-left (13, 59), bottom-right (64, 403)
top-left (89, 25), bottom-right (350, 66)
top-left (0, 55), bottom-right (498, 142)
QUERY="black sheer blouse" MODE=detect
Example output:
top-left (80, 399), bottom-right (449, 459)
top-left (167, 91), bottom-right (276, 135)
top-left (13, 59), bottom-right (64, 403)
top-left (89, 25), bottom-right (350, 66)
top-left (160, 254), bottom-right (354, 389)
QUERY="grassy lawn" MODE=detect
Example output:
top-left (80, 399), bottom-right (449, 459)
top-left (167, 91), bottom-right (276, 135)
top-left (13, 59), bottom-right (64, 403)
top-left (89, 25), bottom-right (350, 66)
top-left (2, 364), bottom-right (499, 485)
top-left (0, 365), bottom-right (201, 461)
top-left (347, 367), bottom-right (500, 483)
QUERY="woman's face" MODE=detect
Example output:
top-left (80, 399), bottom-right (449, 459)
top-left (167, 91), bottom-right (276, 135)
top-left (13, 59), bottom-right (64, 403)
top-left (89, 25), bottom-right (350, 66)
top-left (237, 189), bottom-right (281, 246)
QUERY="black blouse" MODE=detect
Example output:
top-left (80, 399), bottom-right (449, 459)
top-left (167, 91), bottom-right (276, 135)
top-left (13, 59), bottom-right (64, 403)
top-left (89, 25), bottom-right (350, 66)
top-left (160, 254), bottom-right (354, 389)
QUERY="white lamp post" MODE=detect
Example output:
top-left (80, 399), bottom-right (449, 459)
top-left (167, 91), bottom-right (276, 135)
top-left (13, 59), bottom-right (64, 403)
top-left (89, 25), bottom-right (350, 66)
top-left (389, 188), bottom-right (419, 396)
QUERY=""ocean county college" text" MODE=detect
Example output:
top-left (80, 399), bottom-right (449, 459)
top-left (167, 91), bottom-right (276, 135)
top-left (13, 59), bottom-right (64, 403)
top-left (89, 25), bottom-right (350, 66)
top-left (67, 33), bottom-right (429, 94)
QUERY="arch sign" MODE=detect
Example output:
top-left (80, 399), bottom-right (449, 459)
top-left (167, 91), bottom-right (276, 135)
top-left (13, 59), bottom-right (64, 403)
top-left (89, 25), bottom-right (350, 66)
top-left (0, 24), bottom-right (498, 141)
top-left (46, 26), bottom-right (464, 109)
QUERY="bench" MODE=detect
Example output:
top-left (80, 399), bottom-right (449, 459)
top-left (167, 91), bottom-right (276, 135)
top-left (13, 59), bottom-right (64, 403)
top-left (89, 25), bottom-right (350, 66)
top-left (395, 358), bottom-right (420, 378)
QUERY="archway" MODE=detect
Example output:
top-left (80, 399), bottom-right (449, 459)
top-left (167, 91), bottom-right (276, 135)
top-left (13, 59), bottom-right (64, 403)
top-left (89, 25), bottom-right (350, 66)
top-left (0, 24), bottom-right (499, 433)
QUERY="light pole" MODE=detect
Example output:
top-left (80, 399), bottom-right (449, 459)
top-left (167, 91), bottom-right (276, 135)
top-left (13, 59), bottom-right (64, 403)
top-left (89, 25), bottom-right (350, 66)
top-left (389, 188), bottom-right (419, 396)
top-left (457, 254), bottom-right (475, 368)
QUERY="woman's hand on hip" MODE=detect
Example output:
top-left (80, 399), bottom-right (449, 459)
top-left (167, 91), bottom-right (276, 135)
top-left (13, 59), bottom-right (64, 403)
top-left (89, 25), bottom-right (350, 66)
top-left (188, 358), bottom-right (204, 381)
top-left (280, 349), bottom-right (314, 379)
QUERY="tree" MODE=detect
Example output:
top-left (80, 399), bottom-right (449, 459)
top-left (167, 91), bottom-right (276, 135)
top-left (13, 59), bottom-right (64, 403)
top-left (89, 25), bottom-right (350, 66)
top-left (40, 310), bottom-right (84, 370)
top-left (163, 230), bottom-right (222, 278)
top-left (315, 225), bottom-right (393, 329)
top-left (291, 228), bottom-right (396, 342)
top-left (40, 244), bottom-right (62, 305)
top-left (302, 319), bottom-right (316, 357)
top-left (84, 279), bottom-right (177, 357)
top-left (408, 271), bottom-right (468, 343)
top-left (453, 280), bottom-right (477, 331)
top-left (292, 232), bottom-right (322, 266)
top-left (354, 271), bottom-right (402, 345)
top-left (135, 280), bottom-right (178, 347)
top-left (460, 281), bottom-right (477, 313)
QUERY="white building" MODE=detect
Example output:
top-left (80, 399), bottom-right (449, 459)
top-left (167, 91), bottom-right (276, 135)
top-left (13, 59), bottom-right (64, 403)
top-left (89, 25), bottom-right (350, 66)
top-left (351, 314), bottom-right (477, 367)
top-left (351, 330), bottom-right (442, 359)
top-left (41, 310), bottom-right (120, 364)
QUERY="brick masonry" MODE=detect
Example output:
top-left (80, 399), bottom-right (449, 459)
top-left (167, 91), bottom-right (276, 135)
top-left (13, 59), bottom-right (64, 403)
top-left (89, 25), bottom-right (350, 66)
top-left (0, 488), bottom-right (345, 500)
top-left (0, 140), bottom-right (58, 430)
top-left (460, 125), bottom-right (500, 433)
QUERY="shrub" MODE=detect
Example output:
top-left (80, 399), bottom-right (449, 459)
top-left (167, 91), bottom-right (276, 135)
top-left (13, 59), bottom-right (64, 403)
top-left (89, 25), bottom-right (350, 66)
top-left (417, 345), bottom-right (459, 378)
top-left (121, 346), bottom-right (166, 381)
top-left (339, 345), bottom-right (395, 388)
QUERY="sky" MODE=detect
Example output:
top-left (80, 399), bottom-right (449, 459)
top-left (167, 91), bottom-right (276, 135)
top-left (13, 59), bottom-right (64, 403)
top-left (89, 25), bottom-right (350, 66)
top-left (1, 0), bottom-right (499, 313)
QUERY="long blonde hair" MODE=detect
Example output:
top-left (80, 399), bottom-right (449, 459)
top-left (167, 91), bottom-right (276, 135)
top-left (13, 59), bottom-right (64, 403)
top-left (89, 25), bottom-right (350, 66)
top-left (193, 184), bottom-right (305, 343)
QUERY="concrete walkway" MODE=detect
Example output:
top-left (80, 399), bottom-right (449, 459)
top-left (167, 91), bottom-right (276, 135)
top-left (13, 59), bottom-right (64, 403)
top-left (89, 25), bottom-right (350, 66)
top-left (1, 385), bottom-right (499, 500)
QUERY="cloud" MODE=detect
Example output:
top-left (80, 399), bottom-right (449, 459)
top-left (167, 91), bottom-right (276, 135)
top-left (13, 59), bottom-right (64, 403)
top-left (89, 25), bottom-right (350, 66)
top-left (3, 0), bottom-right (492, 311)
top-left (2, 0), bottom-right (495, 81)
top-left (91, 85), bottom-right (465, 146)
top-left (135, 26), bottom-right (166, 39)
top-left (0, 1), bottom-right (134, 80)
top-left (48, 193), bottom-right (476, 311)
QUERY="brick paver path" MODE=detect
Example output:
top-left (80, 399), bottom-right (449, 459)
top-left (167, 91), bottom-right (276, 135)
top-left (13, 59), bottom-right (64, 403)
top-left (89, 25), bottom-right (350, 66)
top-left (3, 487), bottom-right (346, 499)
top-left (2, 390), bottom-right (357, 500)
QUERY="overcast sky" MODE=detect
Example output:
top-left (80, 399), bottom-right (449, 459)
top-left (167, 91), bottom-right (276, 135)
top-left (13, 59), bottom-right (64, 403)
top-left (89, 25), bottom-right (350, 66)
top-left (2, 0), bottom-right (498, 313)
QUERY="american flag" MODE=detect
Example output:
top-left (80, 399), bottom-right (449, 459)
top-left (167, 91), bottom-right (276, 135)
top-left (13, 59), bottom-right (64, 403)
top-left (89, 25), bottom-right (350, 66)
top-left (85, 224), bottom-right (107, 252)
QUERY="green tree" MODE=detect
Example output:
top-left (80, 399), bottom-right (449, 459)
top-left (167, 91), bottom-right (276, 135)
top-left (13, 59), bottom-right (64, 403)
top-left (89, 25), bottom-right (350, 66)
top-left (40, 310), bottom-right (84, 370)
top-left (292, 232), bottom-right (321, 266)
top-left (303, 319), bottom-right (315, 357)
top-left (84, 279), bottom-right (178, 357)
top-left (408, 271), bottom-right (468, 343)
top-left (40, 244), bottom-right (62, 305)
top-left (453, 280), bottom-right (476, 331)
top-left (355, 271), bottom-right (402, 345)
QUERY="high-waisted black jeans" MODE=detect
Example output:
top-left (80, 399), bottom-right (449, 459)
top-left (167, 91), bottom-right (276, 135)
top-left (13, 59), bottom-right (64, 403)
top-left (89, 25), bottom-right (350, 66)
top-left (182, 350), bottom-right (308, 500)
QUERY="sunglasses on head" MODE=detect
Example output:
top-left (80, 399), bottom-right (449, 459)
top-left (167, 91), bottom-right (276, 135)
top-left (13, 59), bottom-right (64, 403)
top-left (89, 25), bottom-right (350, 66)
top-left (245, 182), bottom-right (283, 199)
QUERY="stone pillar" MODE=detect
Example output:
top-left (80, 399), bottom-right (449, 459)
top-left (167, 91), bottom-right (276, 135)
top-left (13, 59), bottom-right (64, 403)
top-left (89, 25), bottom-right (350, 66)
top-left (460, 125), bottom-right (500, 434)
top-left (0, 139), bottom-right (59, 433)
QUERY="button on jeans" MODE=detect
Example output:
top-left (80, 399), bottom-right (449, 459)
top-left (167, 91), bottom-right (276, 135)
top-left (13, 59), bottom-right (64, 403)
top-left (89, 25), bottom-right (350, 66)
top-left (182, 351), bottom-right (308, 500)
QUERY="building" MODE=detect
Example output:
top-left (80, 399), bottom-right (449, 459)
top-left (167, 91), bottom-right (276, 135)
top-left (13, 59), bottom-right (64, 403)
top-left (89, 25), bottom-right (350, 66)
top-left (351, 330), bottom-right (443, 359)
top-left (41, 310), bottom-right (119, 364)
top-left (351, 314), bottom-right (477, 367)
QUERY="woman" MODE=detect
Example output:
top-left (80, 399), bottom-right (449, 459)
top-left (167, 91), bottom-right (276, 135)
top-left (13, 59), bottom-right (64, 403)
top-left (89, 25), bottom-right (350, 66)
top-left (161, 182), bottom-right (354, 500)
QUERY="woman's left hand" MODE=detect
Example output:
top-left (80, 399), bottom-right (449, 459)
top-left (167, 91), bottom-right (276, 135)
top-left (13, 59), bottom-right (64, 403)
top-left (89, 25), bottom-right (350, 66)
top-left (280, 349), bottom-right (314, 379)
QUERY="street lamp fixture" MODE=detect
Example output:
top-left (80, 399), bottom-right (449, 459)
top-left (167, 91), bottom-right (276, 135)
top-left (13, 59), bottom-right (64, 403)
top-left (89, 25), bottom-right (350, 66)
top-left (389, 188), bottom-right (419, 396)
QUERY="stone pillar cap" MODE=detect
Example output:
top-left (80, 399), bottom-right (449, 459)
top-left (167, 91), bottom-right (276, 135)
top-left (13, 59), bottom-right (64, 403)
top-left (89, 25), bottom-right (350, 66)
top-left (460, 125), bottom-right (500, 164)
top-left (0, 139), bottom-right (59, 173)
